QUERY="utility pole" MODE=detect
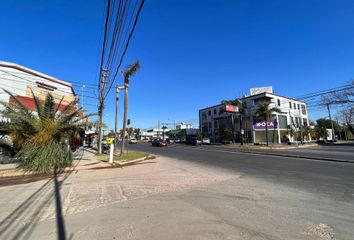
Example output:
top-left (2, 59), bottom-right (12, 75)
top-left (157, 120), bottom-right (160, 137)
top-left (299, 107), bottom-right (303, 144)
top-left (97, 69), bottom-right (108, 154)
top-left (115, 85), bottom-right (125, 143)
top-left (327, 103), bottom-right (335, 141)
top-left (120, 81), bottom-right (129, 156)
top-left (81, 85), bottom-right (85, 109)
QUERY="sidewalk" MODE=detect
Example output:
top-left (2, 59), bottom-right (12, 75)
top-left (0, 151), bottom-right (235, 240)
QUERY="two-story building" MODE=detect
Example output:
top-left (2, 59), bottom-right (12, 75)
top-left (199, 89), bottom-right (310, 144)
top-left (0, 61), bottom-right (76, 117)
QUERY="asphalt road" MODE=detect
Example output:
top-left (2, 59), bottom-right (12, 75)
top-left (129, 143), bottom-right (354, 202)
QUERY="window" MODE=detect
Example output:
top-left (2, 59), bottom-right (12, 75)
top-left (303, 118), bottom-right (308, 126)
top-left (219, 108), bottom-right (224, 114)
top-left (214, 121), bottom-right (218, 128)
top-left (293, 103), bottom-right (296, 109)
top-left (213, 109), bottom-right (217, 115)
top-left (278, 115), bottom-right (288, 129)
top-left (208, 110), bottom-right (211, 116)
top-left (297, 104), bottom-right (300, 110)
top-left (301, 104), bottom-right (307, 115)
top-left (289, 102), bottom-right (292, 109)
top-left (277, 99), bottom-right (281, 106)
top-left (202, 112), bottom-right (207, 120)
top-left (208, 122), bottom-right (212, 129)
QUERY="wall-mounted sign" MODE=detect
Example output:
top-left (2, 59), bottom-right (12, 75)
top-left (253, 119), bottom-right (277, 130)
top-left (250, 86), bottom-right (273, 96)
top-left (225, 105), bottom-right (239, 113)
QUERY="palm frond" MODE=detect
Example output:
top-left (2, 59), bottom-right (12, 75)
top-left (123, 61), bottom-right (140, 82)
top-left (31, 90), bottom-right (44, 119)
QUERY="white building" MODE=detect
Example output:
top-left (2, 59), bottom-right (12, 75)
top-left (0, 61), bottom-right (76, 116)
top-left (176, 122), bottom-right (192, 130)
top-left (199, 89), bottom-right (310, 144)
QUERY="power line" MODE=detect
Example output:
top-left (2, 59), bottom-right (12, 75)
top-left (104, 0), bottom-right (145, 99)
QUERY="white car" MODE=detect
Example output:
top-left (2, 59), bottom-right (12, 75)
top-left (202, 138), bottom-right (211, 144)
top-left (129, 138), bottom-right (137, 144)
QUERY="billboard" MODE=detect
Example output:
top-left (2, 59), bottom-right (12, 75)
top-left (250, 86), bottom-right (273, 96)
top-left (253, 119), bottom-right (277, 130)
top-left (225, 105), bottom-right (239, 113)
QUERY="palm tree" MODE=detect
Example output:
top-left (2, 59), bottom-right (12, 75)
top-left (120, 61), bottom-right (140, 156)
top-left (255, 101), bottom-right (282, 146)
top-left (221, 98), bottom-right (247, 144)
top-left (0, 89), bottom-right (91, 173)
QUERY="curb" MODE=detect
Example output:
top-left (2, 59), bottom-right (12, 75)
top-left (211, 148), bottom-right (354, 164)
top-left (113, 155), bottom-right (156, 167)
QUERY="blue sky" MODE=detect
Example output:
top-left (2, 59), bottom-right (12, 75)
top-left (1, 0), bottom-right (353, 129)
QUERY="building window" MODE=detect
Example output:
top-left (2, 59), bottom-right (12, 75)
top-left (278, 115), bottom-right (288, 129)
top-left (213, 109), bottom-right (217, 115)
top-left (303, 118), bottom-right (308, 126)
top-left (289, 102), bottom-right (292, 109)
top-left (219, 108), bottom-right (224, 114)
top-left (277, 99), bottom-right (281, 106)
top-left (209, 122), bottom-right (212, 129)
top-left (202, 112), bottom-right (207, 120)
top-left (208, 110), bottom-right (211, 116)
top-left (298, 104), bottom-right (300, 110)
top-left (293, 103), bottom-right (296, 109)
top-left (214, 121), bottom-right (217, 129)
top-left (301, 104), bottom-right (306, 115)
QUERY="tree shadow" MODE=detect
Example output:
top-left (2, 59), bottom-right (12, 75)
top-left (0, 161), bottom-right (80, 240)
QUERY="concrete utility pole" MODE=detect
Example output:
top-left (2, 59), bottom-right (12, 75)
top-left (120, 82), bottom-right (128, 155)
top-left (299, 107), bottom-right (303, 144)
top-left (327, 103), bottom-right (335, 140)
top-left (115, 85), bottom-right (125, 143)
top-left (97, 69), bottom-right (108, 154)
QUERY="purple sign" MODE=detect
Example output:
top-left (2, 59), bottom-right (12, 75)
top-left (253, 119), bottom-right (277, 130)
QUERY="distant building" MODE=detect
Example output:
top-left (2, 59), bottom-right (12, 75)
top-left (176, 122), bottom-right (192, 130)
top-left (199, 88), bottom-right (310, 144)
top-left (0, 61), bottom-right (76, 117)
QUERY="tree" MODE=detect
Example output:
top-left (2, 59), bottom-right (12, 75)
top-left (0, 90), bottom-right (91, 173)
top-left (221, 98), bottom-right (247, 144)
top-left (338, 106), bottom-right (354, 135)
top-left (316, 118), bottom-right (340, 131)
top-left (120, 61), bottom-right (140, 156)
top-left (322, 80), bottom-right (354, 105)
top-left (218, 126), bottom-right (233, 142)
top-left (255, 101), bottom-right (282, 146)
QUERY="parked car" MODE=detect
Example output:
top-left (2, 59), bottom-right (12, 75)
top-left (129, 138), bottom-right (137, 144)
top-left (202, 138), bottom-right (210, 144)
top-left (186, 136), bottom-right (202, 145)
top-left (166, 138), bottom-right (174, 144)
top-left (152, 138), bottom-right (167, 147)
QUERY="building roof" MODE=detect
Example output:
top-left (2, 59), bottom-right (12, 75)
top-left (0, 61), bottom-right (76, 96)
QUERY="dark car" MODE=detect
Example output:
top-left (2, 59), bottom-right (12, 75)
top-left (152, 138), bottom-right (167, 147)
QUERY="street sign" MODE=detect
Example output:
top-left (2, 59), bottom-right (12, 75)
top-left (225, 105), bottom-right (239, 113)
